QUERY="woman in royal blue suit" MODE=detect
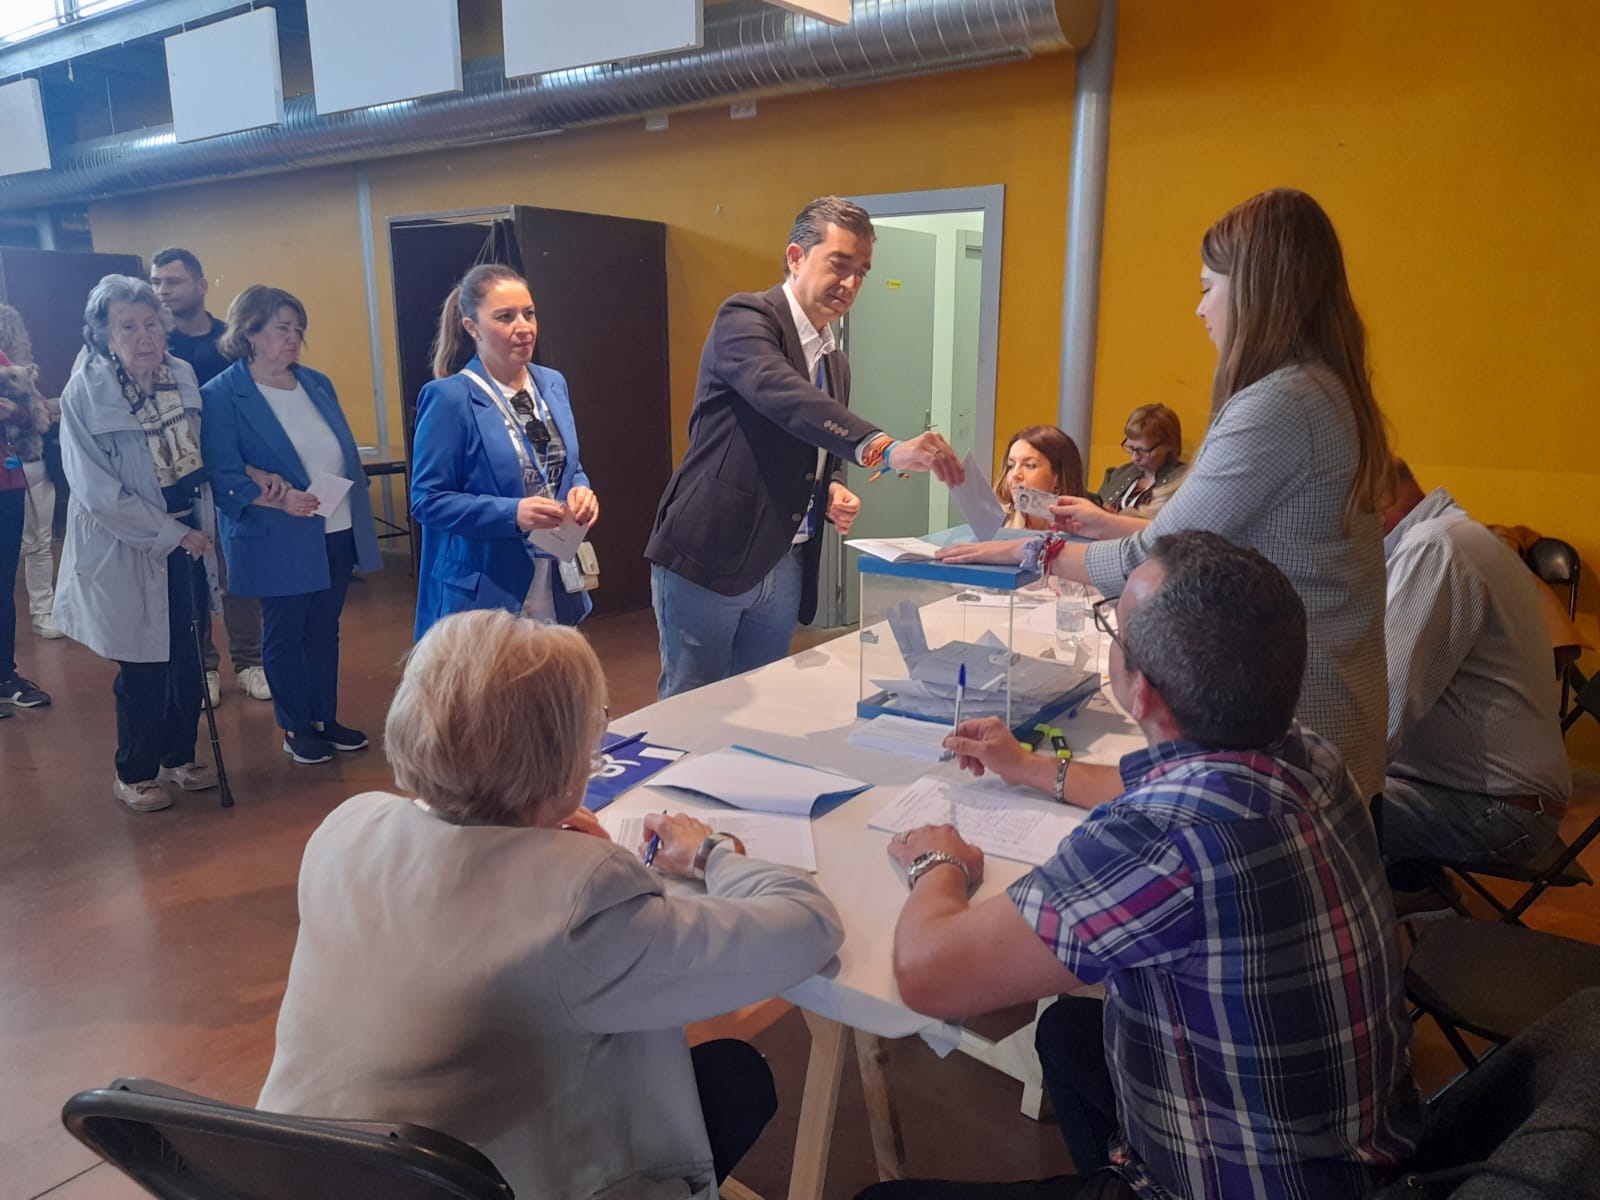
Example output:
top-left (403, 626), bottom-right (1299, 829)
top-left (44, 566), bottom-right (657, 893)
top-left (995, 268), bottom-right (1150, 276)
top-left (410, 264), bottom-right (599, 640)
top-left (201, 286), bottom-right (382, 766)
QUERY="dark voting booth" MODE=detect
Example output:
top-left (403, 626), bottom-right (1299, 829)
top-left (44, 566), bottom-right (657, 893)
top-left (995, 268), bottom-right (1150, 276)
top-left (0, 247), bottom-right (144, 399)
top-left (388, 205), bottom-right (672, 616)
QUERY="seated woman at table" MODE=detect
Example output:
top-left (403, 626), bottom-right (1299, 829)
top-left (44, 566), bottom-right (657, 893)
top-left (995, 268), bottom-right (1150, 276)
top-left (993, 424), bottom-right (1088, 531)
top-left (200, 285), bottom-right (381, 766)
top-left (1094, 403), bottom-right (1187, 520)
top-left (940, 188), bottom-right (1393, 799)
top-left (256, 609), bottom-right (843, 1200)
top-left (410, 263), bottom-right (600, 640)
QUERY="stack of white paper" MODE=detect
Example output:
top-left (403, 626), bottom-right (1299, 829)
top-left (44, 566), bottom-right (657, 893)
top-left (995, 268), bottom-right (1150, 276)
top-left (869, 775), bottom-right (1085, 867)
top-left (848, 714), bottom-right (952, 761)
top-left (846, 537), bottom-right (943, 563)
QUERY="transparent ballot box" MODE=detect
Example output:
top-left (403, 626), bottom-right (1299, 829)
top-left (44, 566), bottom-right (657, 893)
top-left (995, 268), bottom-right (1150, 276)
top-left (856, 556), bottom-right (1102, 733)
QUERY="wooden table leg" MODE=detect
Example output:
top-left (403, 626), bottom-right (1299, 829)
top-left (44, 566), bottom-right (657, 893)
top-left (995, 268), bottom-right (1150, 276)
top-left (853, 1029), bottom-right (907, 1181)
top-left (787, 1011), bottom-right (851, 1200)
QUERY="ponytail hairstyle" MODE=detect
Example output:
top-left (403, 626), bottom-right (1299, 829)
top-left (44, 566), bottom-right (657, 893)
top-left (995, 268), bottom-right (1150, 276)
top-left (430, 263), bottom-right (528, 380)
top-left (1201, 188), bottom-right (1393, 532)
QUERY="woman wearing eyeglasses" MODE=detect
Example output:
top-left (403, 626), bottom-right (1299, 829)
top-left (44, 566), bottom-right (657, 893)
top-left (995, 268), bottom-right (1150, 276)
top-left (1096, 404), bottom-right (1188, 520)
top-left (201, 286), bottom-right (383, 765)
top-left (411, 264), bottom-right (600, 641)
top-left (940, 189), bottom-right (1392, 799)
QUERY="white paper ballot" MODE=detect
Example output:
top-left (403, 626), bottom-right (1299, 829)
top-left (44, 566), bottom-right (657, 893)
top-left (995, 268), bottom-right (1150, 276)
top-left (645, 746), bottom-right (870, 815)
top-left (949, 450), bottom-right (1007, 541)
top-left (305, 472), bottom-right (353, 513)
top-left (603, 811), bottom-right (817, 874)
top-left (869, 775), bottom-right (1086, 866)
top-left (528, 516), bottom-right (588, 562)
top-left (846, 537), bottom-right (942, 563)
top-left (848, 714), bottom-right (952, 761)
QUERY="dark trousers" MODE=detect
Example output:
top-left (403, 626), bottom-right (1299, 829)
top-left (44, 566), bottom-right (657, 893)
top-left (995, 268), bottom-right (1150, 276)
top-left (260, 530), bottom-right (356, 734)
top-left (113, 550), bottom-right (203, 783)
top-left (690, 1039), bottom-right (777, 1183)
top-left (1036, 997), bottom-right (1120, 1176)
top-left (0, 488), bottom-right (22, 677)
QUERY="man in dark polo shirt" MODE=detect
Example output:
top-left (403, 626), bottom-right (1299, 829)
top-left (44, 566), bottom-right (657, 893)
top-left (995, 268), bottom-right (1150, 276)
top-left (151, 247), bottom-right (269, 706)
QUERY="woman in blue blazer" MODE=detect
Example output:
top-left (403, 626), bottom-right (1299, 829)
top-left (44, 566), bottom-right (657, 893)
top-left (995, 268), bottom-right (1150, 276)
top-left (410, 264), bottom-right (599, 640)
top-left (200, 286), bottom-right (382, 765)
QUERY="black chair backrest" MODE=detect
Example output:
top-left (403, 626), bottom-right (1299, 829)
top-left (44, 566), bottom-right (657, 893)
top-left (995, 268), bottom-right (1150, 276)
top-left (62, 1078), bottom-right (515, 1200)
top-left (1376, 988), bottom-right (1600, 1198)
top-left (1525, 538), bottom-right (1581, 617)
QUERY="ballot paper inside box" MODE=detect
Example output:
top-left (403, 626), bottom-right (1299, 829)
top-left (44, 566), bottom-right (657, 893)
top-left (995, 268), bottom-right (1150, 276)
top-left (856, 557), bottom-right (1102, 735)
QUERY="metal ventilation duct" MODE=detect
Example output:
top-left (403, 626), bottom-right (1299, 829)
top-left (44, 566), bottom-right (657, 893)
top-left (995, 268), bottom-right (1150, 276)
top-left (0, 0), bottom-right (1079, 211)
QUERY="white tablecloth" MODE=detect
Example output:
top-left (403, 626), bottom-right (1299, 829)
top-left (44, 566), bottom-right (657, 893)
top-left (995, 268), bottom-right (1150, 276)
top-left (605, 606), bottom-right (1146, 1051)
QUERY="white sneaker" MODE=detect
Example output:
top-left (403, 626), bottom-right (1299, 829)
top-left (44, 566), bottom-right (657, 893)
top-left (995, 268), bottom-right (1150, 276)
top-left (114, 777), bottom-right (173, 812)
top-left (237, 665), bottom-right (272, 701)
top-left (157, 762), bottom-right (218, 791)
top-left (206, 670), bottom-right (222, 708)
top-left (33, 616), bottom-right (64, 640)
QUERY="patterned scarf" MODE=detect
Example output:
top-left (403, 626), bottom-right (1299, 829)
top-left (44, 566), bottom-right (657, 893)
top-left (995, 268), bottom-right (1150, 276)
top-left (117, 357), bottom-right (202, 488)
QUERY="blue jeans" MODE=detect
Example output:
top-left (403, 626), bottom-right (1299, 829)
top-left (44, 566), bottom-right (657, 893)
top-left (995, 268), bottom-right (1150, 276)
top-left (1381, 774), bottom-right (1563, 868)
top-left (260, 530), bottom-right (356, 734)
top-left (651, 547), bottom-right (804, 699)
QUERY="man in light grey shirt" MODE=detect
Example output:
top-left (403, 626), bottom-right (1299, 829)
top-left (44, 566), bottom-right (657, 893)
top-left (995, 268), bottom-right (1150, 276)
top-left (1379, 460), bottom-right (1570, 872)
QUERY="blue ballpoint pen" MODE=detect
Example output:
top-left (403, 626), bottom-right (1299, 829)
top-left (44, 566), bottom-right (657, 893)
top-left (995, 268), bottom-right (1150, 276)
top-left (643, 810), bottom-right (667, 867)
top-left (953, 663), bottom-right (966, 735)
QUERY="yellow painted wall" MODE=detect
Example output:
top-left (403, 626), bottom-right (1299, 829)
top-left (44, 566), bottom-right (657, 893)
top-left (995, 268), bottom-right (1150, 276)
top-left (1093, 0), bottom-right (1600, 758)
top-left (86, 0), bottom-right (1600, 762)
top-left (90, 52), bottom-right (1080, 464)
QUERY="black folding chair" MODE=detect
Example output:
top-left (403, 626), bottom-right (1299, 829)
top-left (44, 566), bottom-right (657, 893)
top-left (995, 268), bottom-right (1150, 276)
top-left (1405, 919), bottom-right (1600, 1072)
top-left (1407, 810), bottom-right (1600, 926)
top-left (1523, 537), bottom-right (1594, 734)
top-left (62, 1078), bottom-right (514, 1199)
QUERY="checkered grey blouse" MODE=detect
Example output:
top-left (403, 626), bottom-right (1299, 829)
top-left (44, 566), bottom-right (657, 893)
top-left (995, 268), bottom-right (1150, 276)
top-left (1084, 361), bottom-right (1388, 797)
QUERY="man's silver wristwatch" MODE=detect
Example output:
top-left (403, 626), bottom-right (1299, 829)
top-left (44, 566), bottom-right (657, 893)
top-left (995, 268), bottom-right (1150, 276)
top-left (692, 832), bottom-right (746, 881)
top-left (904, 850), bottom-right (971, 892)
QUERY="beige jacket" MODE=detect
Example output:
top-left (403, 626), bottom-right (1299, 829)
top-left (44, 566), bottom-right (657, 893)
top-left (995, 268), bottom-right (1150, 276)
top-left (258, 793), bottom-right (844, 1199)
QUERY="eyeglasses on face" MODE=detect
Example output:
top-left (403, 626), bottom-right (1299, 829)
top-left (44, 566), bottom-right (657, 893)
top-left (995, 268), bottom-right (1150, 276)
top-left (1092, 596), bottom-right (1155, 686)
top-left (1121, 440), bottom-right (1164, 459)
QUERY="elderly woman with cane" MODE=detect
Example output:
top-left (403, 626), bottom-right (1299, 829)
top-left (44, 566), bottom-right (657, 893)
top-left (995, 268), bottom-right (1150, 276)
top-left (54, 275), bottom-right (223, 813)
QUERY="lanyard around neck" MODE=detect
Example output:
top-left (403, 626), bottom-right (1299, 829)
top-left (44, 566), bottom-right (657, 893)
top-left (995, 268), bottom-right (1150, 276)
top-left (460, 367), bottom-right (553, 495)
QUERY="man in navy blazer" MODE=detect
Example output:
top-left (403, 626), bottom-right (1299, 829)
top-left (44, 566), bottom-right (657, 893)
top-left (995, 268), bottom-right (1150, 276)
top-left (646, 197), bottom-right (964, 699)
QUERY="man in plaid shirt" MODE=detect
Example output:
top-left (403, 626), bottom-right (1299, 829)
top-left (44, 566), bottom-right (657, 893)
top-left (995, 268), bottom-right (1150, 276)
top-left (876, 531), bottom-right (1420, 1200)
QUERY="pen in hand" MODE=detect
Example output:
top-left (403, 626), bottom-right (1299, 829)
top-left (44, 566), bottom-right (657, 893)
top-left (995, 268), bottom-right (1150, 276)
top-left (942, 663), bottom-right (967, 762)
top-left (643, 810), bottom-right (666, 867)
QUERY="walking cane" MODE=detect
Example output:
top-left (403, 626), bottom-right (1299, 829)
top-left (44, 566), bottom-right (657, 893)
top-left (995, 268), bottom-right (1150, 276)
top-left (189, 554), bottom-right (235, 808)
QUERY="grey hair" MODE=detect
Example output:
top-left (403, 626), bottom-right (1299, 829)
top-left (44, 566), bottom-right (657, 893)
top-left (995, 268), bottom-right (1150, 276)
top-left (785, 196), bottom-right (874, 274)
top-left (1122, 530), bottom-right (1307, 751)
top-left (82, 274), bottom-right (171, 359)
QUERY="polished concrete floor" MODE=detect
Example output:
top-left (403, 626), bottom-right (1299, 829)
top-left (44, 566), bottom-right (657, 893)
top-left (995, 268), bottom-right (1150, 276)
top-left (3, 555), bottom-right (1597, 1199)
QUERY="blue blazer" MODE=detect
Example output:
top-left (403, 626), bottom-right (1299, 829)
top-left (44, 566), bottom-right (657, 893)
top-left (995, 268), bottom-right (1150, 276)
top-left (410, 358), bottom-right (592, 639)
top-left (200, 360), bottom-right (383, 598)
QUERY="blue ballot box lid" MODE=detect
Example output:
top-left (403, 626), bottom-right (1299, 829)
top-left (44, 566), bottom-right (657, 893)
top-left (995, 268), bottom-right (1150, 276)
top-left (856, 556), bottom-right (1040, 590)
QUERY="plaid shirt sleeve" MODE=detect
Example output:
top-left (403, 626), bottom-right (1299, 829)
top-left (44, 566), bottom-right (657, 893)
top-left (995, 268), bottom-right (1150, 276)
top-left (1006, 804), bottom-right (1198, 985)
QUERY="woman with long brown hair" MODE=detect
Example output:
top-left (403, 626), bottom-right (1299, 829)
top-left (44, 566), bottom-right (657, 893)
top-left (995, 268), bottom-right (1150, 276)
top-left (943, 189), bottom-right (1392, 798)
top-left (993, 424), bottom-right (1087, 530)
top-left (410, 264), bottom-right (600, 640)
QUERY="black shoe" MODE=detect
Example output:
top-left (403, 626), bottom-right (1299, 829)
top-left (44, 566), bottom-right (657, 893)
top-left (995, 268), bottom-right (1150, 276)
top-left (282, 730), bottom-right (335, 765)
top-left (0, 675), bottom-right (50, 708)
top-left (314, 720), bottom-right (369, 752)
